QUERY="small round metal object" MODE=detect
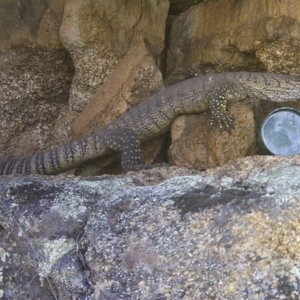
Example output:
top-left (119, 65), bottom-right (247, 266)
top-left (257, 107), bottom-right (300, 156)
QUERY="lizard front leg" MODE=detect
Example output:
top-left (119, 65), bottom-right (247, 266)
top-left (209, 82), bottom-right (249, 132)
top-left (209, 85), bottom-right (236, 133)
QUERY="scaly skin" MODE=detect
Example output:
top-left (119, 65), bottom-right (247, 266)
top-left (1, 72), bottom-right (300, 175)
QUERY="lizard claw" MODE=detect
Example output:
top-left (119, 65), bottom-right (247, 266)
top-left (210, 111), bottom-right (235, 134)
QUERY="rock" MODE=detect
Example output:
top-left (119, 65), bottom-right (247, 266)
top-left (256, 40), bottom-right (300, 74)
top-left (36, 7), bottom-right (65, 48)
top-left (0, 48), bottom-right (74, 163)
top-left (167, 0), bottom-right (300, 80)
top-left (0, 0), bottom-right (74, 162)
top-left (169, 102), bottom-right (256, 169)
top-left (2, 156), bottom-right (300, 299)
top-left (0, 0), bottom-right (65, 51)
top-left (169, 0), bottom-right (204, 15)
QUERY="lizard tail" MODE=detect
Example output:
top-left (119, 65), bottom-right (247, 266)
top-left (0, 133), bottom-right (109, 175)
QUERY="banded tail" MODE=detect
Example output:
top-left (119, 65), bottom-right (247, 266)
top-left (0, 133), bottom-right (109, 175)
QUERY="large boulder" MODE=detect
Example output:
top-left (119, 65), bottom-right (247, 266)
top-left (169, 102), bottom-right (256, 170)
top-left (167, 0), bottom-right (300, 81)
top-left (2, 156), bottom-right (300, 299)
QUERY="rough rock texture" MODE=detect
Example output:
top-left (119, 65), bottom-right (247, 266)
top-left (167, 0), bottom-right (300, 81)
top-left (0, 0), bottom-right (74, 162)
top-left (0, 48), bottom-right (74, 162)
top-left (0, 0), bottom-right (65, 51)
top-left (2, 156), bottom-right (300, 299)
top-left (169, 102), bottom-right (256, 170)
top-left (55, 0), bottom-right (170, 144)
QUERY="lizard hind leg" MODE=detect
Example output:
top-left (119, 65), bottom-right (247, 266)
top-left (103, 128), bottom-right (141, 172)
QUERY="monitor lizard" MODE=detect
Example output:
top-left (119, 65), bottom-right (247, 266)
top-left (1, 71), bottom-right (300, 175)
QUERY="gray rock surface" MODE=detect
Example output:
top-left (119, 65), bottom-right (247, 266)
top-left (0, 0), bottom-right (74, 162)
top-left (0, 48), bottom-right (74, 162)
top-left (1, 156), bottom-right (300, 299)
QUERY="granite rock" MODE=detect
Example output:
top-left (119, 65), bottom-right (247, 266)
top-left (2, 156), bottom-right (300, 299)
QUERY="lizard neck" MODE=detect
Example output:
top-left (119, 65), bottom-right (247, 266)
top-left (239, 72), bottom-right (300, 101)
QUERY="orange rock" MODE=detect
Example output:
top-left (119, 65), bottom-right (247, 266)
top-left (169, 102), bottom-right (256, 170)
